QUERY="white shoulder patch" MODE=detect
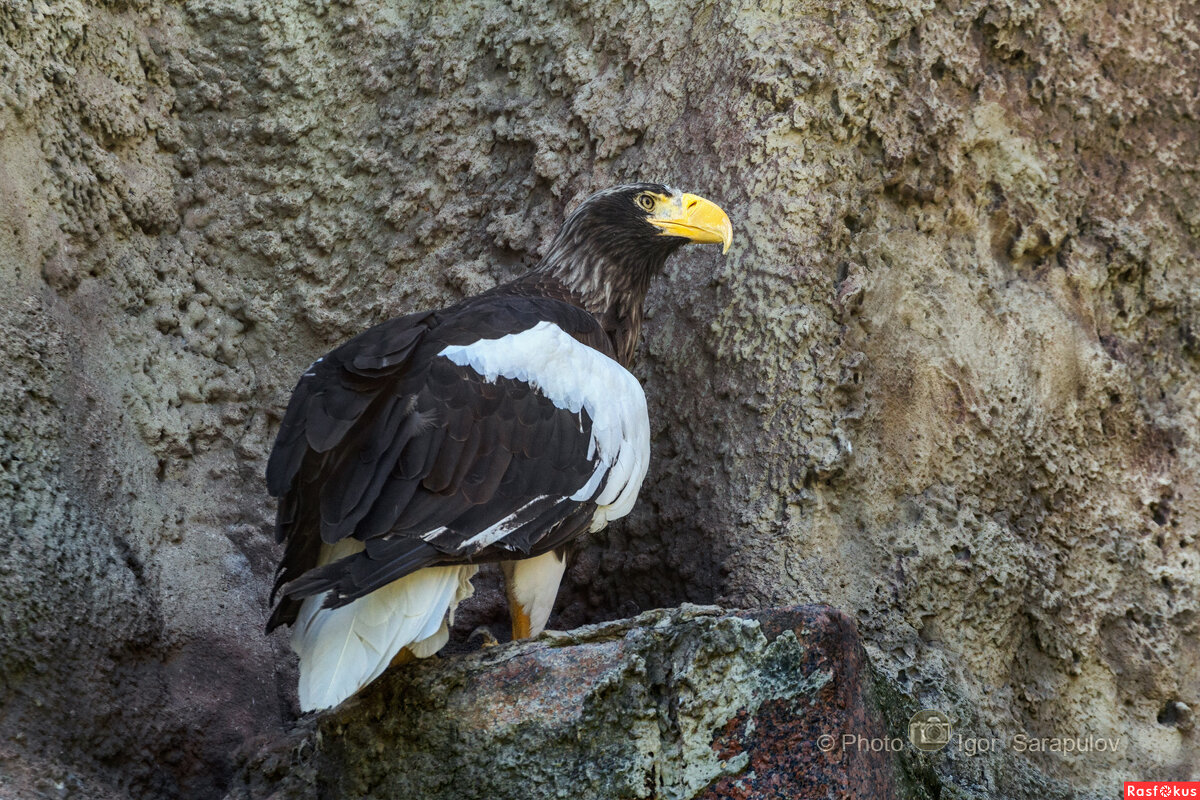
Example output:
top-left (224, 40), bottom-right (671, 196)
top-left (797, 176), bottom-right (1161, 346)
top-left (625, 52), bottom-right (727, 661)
top-left (438, 321), bottom-right (650, 529)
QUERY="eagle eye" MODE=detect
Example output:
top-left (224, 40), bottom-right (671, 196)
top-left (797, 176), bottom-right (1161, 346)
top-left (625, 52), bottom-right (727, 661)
top-left (636, 193), bottom-right (656, 212)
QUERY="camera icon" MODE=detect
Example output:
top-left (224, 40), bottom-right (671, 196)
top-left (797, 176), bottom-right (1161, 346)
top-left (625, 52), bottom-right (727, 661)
top-left (908, 709), bottom-right (953, 752)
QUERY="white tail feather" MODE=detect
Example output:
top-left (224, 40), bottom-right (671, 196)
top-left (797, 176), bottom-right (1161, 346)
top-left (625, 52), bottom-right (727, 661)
top-left (291, 551), bottom-right (478, 711)
top-left (407, 568), bottom-right (479, 658)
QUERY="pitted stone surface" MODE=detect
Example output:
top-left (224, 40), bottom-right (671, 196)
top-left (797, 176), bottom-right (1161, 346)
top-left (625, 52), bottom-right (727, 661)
top-left (0, 0), bottom-right (1196, 797)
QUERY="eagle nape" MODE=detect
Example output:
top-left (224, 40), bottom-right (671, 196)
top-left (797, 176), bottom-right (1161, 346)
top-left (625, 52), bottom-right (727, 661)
top-left (265, 183), bottom-right (732, 712)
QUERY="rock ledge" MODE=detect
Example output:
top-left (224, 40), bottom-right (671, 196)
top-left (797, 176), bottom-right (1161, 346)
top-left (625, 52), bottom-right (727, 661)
top-left (231, 604), bottom-right (896, 800)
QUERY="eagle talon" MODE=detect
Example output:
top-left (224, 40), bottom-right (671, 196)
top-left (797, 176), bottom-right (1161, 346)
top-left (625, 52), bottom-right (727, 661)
top-left (469, 626), bottom-right (500, 648)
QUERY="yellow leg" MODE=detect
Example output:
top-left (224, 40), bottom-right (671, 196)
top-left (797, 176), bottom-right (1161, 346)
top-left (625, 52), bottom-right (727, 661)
top-left (502, 551), bottom-right (565, 641)
top-left (507, 588), bottom-right (533, 641)
top-left (389, 646), bottom-right (415, 668)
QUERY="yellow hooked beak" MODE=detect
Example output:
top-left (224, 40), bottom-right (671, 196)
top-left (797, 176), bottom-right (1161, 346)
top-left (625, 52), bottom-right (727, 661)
top-left (646, 192), bottom-right (733, 254)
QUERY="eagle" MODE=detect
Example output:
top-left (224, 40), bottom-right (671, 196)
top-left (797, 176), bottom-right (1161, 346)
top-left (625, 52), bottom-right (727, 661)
top-left (265, 183), bottom-right (732, 711)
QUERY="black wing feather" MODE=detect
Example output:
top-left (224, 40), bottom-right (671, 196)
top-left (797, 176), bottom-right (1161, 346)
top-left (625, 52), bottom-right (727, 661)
top-left (267, 294), bottom-right (623, 629)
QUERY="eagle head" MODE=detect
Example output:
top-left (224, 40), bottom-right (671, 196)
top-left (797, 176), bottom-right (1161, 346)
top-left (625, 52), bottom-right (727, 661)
top-left (535, 183), bottom-right (732, 311)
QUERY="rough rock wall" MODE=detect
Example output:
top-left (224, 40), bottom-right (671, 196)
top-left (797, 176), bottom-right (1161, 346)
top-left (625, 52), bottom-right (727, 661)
top-left (0, 0), bottom-right (1196, 798)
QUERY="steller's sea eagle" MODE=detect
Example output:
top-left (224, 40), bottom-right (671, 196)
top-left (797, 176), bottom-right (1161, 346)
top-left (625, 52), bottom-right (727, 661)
top-left (265, 183), bottom-right (732, 711)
